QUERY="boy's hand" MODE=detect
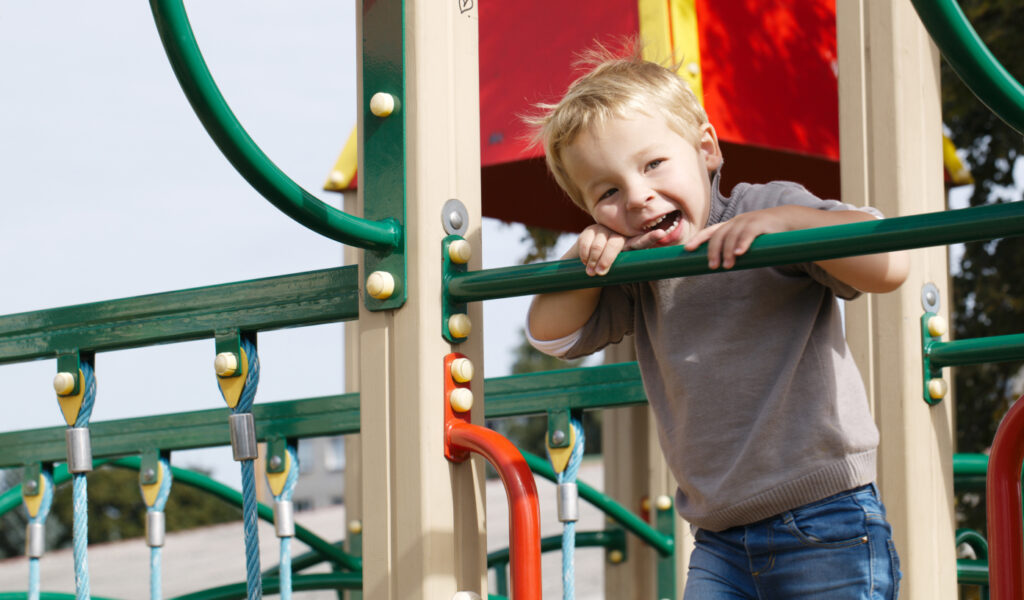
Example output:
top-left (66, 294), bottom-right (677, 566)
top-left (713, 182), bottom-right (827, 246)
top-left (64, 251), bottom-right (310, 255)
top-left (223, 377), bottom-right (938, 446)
top-left (577, 224), bottom-right (667, 276)
top-left (684, 206), bottom-right (795, 269)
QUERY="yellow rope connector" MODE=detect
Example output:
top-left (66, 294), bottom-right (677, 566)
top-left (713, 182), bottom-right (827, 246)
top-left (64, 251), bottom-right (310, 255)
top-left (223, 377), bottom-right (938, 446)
top-left (23, 476), bottom-right (47, 518)
top-left (55, 369), bottom-right (86, 426)
top-left (216, 347), bottom-right (249, 409)
top-left (140, 462), bottom-right (165, 508)
top-left (266, 450), bottom-right (292, 497)
top-left (546, 425), bottom-right (577, 475)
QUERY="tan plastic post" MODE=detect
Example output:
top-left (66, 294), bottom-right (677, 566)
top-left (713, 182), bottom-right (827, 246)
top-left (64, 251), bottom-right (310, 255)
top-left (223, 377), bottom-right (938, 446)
top-left (356, 1), bottom-right (485, 599)
top-left (343, 190), bottom-right (364, 600)
top-left (838, 2), bottom-right (956, 598)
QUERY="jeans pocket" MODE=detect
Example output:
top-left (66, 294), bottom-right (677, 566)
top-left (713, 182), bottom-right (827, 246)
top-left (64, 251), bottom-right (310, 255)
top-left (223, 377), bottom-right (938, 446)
top-left (785, 496), bottom-right (869, 548)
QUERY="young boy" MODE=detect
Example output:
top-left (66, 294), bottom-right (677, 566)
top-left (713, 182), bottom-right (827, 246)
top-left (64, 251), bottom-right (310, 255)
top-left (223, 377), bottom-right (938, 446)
top-left (526, 53), bottom-right (909, 598)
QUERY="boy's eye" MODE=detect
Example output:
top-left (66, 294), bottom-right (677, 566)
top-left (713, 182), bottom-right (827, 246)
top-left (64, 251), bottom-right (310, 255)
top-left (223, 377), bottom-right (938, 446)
top-left (597, 188), bottom-right (617, 201)
top-left (645, 159), bottom-right (664, 172)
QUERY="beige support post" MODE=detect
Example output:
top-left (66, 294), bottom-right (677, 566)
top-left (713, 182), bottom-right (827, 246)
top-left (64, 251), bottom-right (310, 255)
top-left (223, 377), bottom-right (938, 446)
top-left (838, 2), bottom-right (955, 599)
top-left (357, 3), bottom-right (486, 599)
top-left (343, 191), bottom-right (364, 600)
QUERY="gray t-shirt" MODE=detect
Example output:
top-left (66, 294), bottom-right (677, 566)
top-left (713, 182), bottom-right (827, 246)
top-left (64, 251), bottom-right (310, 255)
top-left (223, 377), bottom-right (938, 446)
top-left (564, 175), bottom-right (881, 531)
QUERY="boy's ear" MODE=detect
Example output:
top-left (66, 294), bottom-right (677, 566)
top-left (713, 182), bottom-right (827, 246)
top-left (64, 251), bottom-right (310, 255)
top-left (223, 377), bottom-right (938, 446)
top-left (699, 124), bottom-right (724, 172)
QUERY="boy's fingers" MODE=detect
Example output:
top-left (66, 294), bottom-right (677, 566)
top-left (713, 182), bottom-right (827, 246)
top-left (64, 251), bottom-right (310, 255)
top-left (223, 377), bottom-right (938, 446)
top-left (594, 236), bottom-right (625, 275)
top-left (628, 229), bottom-right (665, 250)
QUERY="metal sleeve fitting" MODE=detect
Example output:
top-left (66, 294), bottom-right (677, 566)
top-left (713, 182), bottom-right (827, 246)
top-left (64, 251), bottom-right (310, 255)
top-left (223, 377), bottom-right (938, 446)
top-left (65, 427), bottom-right (93, 473)
top-left (228, 413), bottom-right (259, 461)
top-left (146, 511), bottom-right (166, 547)
top-left (557, 482), bottom-right (579, 523)
top-left (25, 522), bottom-right (45, 558)
top-left (274, 500), bottom-right (295, 538)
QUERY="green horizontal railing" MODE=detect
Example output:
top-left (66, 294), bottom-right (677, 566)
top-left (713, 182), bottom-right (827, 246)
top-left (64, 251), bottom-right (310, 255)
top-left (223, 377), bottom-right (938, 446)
top-left (928, 333), bottom-right (1024, 370)
top-left (149, 0), bottom-right (401, 251)
top-left (447, 202), bottom-right (1024, 303)
top-left (0, 266), bottom-right (358, 367)
top-left (954, 453), bottom-right (988, 491)
top-left (483, 362), bottom-right (646, 417)
top-left (0, 458), bottom-right (362, 572)
top-left (0, 393), bottom-right (359, 468)
top-left (910, 0), bottom-right (1024, 134)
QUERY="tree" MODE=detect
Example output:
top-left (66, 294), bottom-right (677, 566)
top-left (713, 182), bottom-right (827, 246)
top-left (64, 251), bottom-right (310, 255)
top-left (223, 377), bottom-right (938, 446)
top-left (941, 0), bottom-right (1024, 537)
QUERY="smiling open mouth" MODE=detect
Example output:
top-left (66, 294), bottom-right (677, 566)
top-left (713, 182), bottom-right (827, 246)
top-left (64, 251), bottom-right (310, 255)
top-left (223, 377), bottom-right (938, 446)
top-left (645, 210), bottom-right (682, 234)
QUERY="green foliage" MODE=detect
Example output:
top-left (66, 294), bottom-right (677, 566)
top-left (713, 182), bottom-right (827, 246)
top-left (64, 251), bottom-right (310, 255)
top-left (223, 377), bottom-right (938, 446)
top-left (942, 0), bottom-right (1024, 536)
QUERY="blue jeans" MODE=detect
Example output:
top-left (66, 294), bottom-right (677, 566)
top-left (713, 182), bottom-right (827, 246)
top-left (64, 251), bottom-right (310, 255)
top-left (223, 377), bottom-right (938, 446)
top-left (684, 484), bottom-right (901, 599)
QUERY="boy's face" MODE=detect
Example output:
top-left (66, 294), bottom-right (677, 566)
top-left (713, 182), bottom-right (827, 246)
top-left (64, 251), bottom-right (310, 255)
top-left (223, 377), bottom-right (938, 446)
top-left (563, 111), bottom-right (723, 247)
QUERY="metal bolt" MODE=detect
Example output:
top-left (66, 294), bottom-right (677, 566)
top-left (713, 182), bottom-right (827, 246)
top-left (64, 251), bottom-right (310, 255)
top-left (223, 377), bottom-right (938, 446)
top-left (448, 211), bottom-right (464, 231)
top-left (143, 468), bottom-right (156, 481)
top-left (214, 352), bottom-right (238, 377)
top-left (369, 92), bottom-right (396, 117)
top-left (367, 271), bottom-right (396, 300)
top-left (269, 455), bottom-right (283, 470)
top-left (551, 429), bottom-right (566, 446)
top-left (24, 479), bottom-right (38, 494)
top-left (53, 372), bottom-right (76, 396)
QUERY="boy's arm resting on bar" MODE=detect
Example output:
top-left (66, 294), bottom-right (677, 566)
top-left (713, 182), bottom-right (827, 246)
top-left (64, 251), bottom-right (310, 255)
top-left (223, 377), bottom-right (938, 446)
top-left (527, 238), bottom-right (603, 341)
top-left (685, 205), bottom-right (910, 293)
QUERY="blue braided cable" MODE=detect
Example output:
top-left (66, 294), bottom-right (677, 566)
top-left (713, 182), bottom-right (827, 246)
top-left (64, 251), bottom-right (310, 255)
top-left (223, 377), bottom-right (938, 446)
top-left (149, 459), bottom-right (174, 600)
top-left (27, 470), bottom-right (55, 600)
top-left (555, 418), bottom-right (585, 600)
top-left (73, 362), bottom-right (96, 600)
top-left (220, 338), bottom-right (262, 600)
top-left (274, 446), bottom-right (300, 600)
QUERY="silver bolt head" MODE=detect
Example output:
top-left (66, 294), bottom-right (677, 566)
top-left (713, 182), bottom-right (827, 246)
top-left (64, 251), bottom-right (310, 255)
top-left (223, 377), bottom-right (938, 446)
top-left (551, 430), bottom-right (567, 445)
top-left (144, 468), bottom-right (156, 480)
top-left (24, 479), bottom-right (38, 493)
top-left (448, 211), bottom-right (464, 230)
top-left (269, 456), bottom-right (283, 470)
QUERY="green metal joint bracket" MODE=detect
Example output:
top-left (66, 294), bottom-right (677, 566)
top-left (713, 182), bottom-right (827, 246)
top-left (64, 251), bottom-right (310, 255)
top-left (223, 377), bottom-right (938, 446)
top-left (22, 463), bottom-right (42, 497)
top-left (361, 0), bottom-right (407, 312)
top-left (920, 283), bottom-right (947, 405)
top-left (214, 329), bottom-right (243, 379)
top-left (546, 408), bottom-right (572, 449)
top-left (654, 494), bottom-right (677, 598)
top-left (441, 235), bottom-right (469, 343)
top-left (56, 351), bottom-right (83, 396)
top-left (139, 449), bottom-right (164, 485)
top-left (266, 437), bottom-right (289, 474)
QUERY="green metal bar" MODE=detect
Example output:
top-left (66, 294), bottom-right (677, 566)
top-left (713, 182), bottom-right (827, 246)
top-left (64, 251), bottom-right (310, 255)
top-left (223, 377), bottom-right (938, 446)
top-left (263, 541), bottom-right (346, 577)
top-left (487, 529), bottom-right (623, 570)
top-left (910, 0), bottom-right (1024, 134)
top-left (169, 572), bottom-right (362, 600)
top-left (956, 528), bottom-right (990, 560)
top-left (0, 458), bottom-right (362, 572)
top-left (148, 0), bottom-right (400, 250)
top-left (955, 453), bottom-right (989, 478)
top-left (928, 333), bottom-right (1024, 370)
top-left (0, 266), bottom-right (358, 366)
top-left (0, 393), bottom-right (360, 468)
top-left (448, 202), bottom-right (1024, 303)
top-left (483, 363), bottom-right (646, 418)
top-left (958, 559), bottom-right (990, 586)
top-left (521, 451), bottom-right (673, 556)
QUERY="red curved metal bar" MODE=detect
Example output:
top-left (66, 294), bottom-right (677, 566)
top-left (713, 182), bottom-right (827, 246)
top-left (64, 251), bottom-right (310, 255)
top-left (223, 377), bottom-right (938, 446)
top-left (987, 394), bottom-right (1024, 600)
top-left (447, 421), bottom-right (542, 600)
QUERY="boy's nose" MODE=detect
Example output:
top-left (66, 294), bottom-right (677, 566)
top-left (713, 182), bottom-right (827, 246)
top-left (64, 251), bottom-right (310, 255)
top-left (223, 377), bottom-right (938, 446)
top-left (626, 188), bottom-right (653, 209)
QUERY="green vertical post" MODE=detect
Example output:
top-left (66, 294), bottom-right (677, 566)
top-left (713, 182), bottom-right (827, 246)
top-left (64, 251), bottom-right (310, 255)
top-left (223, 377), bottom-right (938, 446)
top-left (655, 497), bottom-right (676, 600)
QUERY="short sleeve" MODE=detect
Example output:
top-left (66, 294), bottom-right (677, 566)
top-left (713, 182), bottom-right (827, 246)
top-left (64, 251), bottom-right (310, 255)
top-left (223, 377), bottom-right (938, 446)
top-left (563, 284), bottom-right (636, 360)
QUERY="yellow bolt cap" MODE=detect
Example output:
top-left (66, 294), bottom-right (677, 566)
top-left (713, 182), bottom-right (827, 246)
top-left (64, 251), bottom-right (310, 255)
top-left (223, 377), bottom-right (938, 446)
top-left (214, 352), bottom-right (238, 377)
top-left (656, 495), bottom-right (672, 511)
top-left (448, 240), bottom-right (472, 264)
top-left (928, 315), bottom-right (948, 337)
top-left (348, 519), bottom-right (363, 535)
top-left (450, 358), bottom-right (474, 383)
top-left (450, 388), bottom-right (474, 413)
top-left (369, 92), bottom-right (395, 117)
top-left (928, 378), bottom-right (948, 400)
top-left (53, 372), bottom-right (76, 396)
top-left (608, 549), bottom-right (624, 564)
top-left (367, 271), bottom-right (396, 300)
top-left (448, 313), bottom-right (472, 339)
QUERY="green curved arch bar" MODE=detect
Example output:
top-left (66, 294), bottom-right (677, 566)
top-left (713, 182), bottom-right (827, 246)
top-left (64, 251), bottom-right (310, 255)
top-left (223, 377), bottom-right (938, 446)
top-left (911, 0), bottom-right (1024, 134)
top-left (0, 458), bottom-right (361, 572)
top-left (149, 0), bottom-right (401, 250)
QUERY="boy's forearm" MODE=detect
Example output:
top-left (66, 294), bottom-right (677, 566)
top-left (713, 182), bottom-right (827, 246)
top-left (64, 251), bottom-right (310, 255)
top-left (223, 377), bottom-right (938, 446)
top-left (528, 287), bottom-right (602, 341)
top-left (810, 210), bottom-right (910, 293)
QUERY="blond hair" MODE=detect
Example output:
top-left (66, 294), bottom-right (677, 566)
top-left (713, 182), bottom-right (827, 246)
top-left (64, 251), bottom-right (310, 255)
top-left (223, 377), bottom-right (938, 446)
top-left (526, 46), bottom-right (708, 211)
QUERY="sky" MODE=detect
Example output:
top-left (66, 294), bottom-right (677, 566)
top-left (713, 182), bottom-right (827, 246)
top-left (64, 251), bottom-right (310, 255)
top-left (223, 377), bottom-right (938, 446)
top-left (0, 2), bottom-right (568, 485)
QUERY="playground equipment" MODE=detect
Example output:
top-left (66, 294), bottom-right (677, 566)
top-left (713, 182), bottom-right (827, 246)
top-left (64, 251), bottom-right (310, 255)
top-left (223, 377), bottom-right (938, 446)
top-left (1, 0), bottom-right (1023, 599)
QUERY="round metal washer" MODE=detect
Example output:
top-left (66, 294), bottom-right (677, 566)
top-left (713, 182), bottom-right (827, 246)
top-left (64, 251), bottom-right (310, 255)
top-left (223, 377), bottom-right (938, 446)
top-left (442, 199), bottom-right (469, 236)
top-left (921, 282), bottom-right (940, 312)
